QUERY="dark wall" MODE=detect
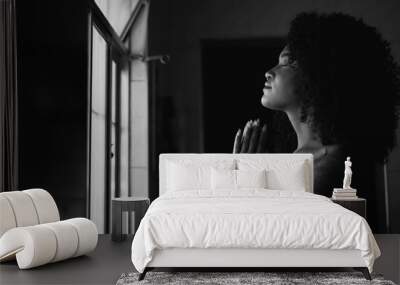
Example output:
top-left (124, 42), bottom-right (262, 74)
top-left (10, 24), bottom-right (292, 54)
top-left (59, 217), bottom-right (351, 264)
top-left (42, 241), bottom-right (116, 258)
top-left (16, 0), bottom-right (89, 219)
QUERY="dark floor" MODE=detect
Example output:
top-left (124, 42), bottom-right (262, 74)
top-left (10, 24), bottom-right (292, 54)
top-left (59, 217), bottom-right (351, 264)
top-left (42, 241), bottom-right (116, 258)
top-left (0, 235), bottom-right (399, 285)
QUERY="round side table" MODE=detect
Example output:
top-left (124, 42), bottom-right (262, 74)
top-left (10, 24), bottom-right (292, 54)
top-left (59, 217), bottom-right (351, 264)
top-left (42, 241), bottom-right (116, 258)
top-left (111, 197), bottom-right (150, 241)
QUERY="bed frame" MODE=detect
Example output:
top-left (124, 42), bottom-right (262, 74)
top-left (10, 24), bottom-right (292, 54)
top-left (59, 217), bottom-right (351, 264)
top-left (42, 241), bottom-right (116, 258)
top-left (141, 248), bottom-right (370, 280)
top-left (139, 154), bottom-right (372, 280)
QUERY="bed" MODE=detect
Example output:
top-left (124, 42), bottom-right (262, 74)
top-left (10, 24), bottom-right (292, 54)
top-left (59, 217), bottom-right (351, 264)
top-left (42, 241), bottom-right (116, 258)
top-left (131, 153), bottom-right (380, 280)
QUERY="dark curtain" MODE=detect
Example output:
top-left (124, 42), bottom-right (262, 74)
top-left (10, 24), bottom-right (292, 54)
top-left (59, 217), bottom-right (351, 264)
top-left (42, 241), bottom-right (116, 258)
top-left (0, 0), bottom-right (18, 192)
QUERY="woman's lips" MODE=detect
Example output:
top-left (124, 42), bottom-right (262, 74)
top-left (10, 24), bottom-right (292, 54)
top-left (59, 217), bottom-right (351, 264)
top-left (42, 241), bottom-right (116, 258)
top-left (263, 86), bottom-right (272, 95)
top-left (263, 85), bottom-right (272, 91)
top-left (264, 82), bottom-right (272, 89)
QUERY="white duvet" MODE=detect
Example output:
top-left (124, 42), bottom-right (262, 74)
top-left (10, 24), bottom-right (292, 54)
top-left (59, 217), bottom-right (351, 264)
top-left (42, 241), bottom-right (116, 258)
top-left (131, 190), bottom-right (380, 273)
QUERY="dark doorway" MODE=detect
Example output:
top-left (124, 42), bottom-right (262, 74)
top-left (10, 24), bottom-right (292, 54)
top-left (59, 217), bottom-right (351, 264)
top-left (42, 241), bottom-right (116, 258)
top-left (201, 38), bottom-right (296, 153)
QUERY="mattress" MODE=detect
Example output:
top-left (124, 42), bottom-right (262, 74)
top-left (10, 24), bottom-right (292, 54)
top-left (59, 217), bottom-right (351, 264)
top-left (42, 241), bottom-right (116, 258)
top-left (131, 189), bottom-right (380, 273)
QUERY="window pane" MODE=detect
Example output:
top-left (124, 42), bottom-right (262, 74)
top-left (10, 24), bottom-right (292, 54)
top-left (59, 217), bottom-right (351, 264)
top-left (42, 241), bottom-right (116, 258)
top-left (90, 26), bottom-right (107, 233)
top-left (120, 66), bottom-right (130, 198)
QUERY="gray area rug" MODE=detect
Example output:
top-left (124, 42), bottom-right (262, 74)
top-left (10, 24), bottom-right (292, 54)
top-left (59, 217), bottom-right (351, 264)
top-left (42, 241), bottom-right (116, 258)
top-left (116, 272), bottom-right (396, 285)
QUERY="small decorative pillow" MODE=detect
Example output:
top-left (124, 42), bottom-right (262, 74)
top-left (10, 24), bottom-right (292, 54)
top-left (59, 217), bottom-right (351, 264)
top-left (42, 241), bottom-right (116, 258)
top-left (211, 168), bottom-right (268, 190)
top-left (237, 169), bottom-right (268, 188)
top-left (211, 168), bottom-right (236, 189)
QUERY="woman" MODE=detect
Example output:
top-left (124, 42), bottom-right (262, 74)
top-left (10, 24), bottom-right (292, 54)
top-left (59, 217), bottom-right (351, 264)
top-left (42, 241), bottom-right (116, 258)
top-left (233, 12), bottom-right (400, 230)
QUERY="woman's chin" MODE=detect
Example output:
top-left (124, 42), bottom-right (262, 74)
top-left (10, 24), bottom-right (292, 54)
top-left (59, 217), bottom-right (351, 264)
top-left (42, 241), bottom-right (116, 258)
top-left (261, 94), bottom-right (278, 110)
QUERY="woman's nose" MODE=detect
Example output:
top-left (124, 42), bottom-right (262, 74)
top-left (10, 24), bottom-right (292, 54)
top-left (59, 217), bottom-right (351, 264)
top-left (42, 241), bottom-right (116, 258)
top-left (265, 70), bottom-right (274, 82)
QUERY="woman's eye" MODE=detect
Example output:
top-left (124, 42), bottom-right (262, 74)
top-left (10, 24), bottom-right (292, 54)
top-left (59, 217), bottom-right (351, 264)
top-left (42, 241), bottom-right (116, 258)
top-left (278, 62), bottom-right (290, 68)
top-left (279, 60), bottom-right (297, 69)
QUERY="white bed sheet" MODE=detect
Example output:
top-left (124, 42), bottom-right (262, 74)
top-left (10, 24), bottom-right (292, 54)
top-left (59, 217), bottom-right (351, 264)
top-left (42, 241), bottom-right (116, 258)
top-left (131, 189), bottom-right (380, 273)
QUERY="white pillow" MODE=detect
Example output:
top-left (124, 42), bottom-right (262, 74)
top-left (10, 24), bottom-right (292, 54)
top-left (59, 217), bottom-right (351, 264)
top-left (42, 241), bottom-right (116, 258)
top-left (166, 159), bottom-right (235, 191)
top-left (237, 169), bottom-right (267, 188)
top-left (237, 159), bottom-right (308, 192)
top-left (211, 168), bottom-right (236, 189)
top-left (211, 168), bottom-right (268, 190)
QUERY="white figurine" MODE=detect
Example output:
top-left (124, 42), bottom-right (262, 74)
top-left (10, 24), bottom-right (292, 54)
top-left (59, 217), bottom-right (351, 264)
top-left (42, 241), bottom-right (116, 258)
top-left (343, 156), bottom-right (353, 189)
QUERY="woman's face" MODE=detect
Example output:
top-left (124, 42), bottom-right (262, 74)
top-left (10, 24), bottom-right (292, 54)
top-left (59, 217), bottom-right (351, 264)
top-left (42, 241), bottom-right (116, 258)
top-left (261, 46), bottom-right (301, 111)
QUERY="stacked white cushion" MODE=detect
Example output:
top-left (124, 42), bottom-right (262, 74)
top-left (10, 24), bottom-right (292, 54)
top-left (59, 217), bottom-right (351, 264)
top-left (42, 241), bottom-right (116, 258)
top-left (65, 218), bottom-right (98, 257)
top-left (0, 196), bottom-right (17, 237)
top-left (24, 188), bottom-right (60, 223)
top-left (0, 189), bottom-right (60, 234)
top-left (42, 221), bottom-right (79, 262)
top-left (0, 225), bottom-right (57, 267)
top-left (1, 191), bottom-right (40, 227)
top-left (0, 218), bottom-right (97, 269)
top-left (0, 189), bottom-right (98, 269)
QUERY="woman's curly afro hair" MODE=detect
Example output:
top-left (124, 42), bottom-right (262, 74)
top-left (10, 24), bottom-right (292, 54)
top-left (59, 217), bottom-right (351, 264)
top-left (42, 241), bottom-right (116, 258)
top-left (286, 12), bottom-right (400, 162)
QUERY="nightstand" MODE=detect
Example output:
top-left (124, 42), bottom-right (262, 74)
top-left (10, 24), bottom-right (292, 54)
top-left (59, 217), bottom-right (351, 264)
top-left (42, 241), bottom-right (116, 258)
top-left (111, 197), bottom-right (150, 242)
top-left (331, 197), bottom-right (366, 219)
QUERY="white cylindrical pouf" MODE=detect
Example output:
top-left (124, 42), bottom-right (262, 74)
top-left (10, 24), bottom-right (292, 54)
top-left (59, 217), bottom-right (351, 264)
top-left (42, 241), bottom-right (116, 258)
top-left (42, 221), bottom-right (79, 262)
top-left (24, 189), bottom-right (60, 224)
top-left (0, 226), bottom-right (57, 269)
top-left (0, 195), bottom-right (17, 237)
top-left (65, 218), bottom-right (98, 257)
top-left (1, 191), bottom-right (39, 227)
